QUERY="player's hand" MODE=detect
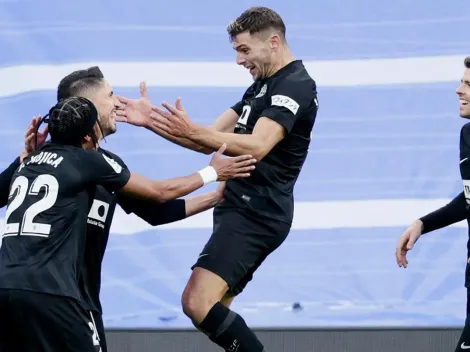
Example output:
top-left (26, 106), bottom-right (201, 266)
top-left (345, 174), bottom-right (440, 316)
top-left (116, 82), bottom-right (154, 128)
top-left (22, 116), bottom-right (49, 161)
top-left (209, 143), bottom-right (256, 181)
top-left (395, 219), bottom-right (423, 268)
top-left (214, 181), bottom-right (226, 203)
top-left (151, 97), bottom-right (194, 138)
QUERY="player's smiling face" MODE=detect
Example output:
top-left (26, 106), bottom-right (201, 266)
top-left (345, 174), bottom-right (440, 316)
top-left (86, 80), bottom-right (120, 138)
top-left (233, 31), bottom-right (276, 81)
top-left (457, 68), bottom-right (470, 118)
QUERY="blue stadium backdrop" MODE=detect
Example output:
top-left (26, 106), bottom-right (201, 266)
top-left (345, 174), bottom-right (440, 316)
top-left (0, 0), bottom-right (469, 329)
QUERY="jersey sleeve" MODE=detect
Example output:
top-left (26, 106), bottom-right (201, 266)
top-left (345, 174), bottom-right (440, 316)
top-left (261, 80), bottom-right (314, 133)
top-left (0, 157), bottom-right (21, 207)
top-left (117, 195), bottom-right (186, 225)
top-left (81, 151), bottom-right (131, 193)
top-left (230, 101), bottom-right (244, 116)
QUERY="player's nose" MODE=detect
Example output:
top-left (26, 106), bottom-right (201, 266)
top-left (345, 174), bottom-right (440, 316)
top-left (236, 53), bottom-right (245, 65)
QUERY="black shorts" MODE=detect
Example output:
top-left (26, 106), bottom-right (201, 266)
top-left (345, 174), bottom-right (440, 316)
top-left (91, 311), bottom-right (107, 352)
top-left (0, 289), bottom-right (101, 352)
top-left (192, 204), bottom-right (290, 296)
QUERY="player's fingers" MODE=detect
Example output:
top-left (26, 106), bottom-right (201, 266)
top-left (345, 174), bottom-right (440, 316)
top-left (235, 158), bottom-right (257, 167)
top-left (161, 101), bottom-right (179, 115)
top-left (175, 97), bottom-right (184, 111)
top-left (216, 143), bottom-right (227, 155)
top-left (116, 109), bottom-right (127, 117)
top-left (234, 165), bottom-right (256, 173)
top-left (406, 235), bottom-right (418, 250)
top-left (25, 133), bottom-right (34, 143)
top-left (117, 96), bottom-right (129, 104)
top-left (232, 154), bottom-right (255, 163)
top-left (234, 173), bottom-right (251, 178)
top-left (115, 116), bottom-right (128, 123)
top-left (151, 114), bottom-right (171, 127)
top-left (140, 81), bottom-right (149, 99)
top-left (151, 106), bottom-right (172, 119)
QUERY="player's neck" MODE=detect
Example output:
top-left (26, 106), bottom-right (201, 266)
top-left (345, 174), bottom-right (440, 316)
top-left (268, 48), bottom-right (295, 77)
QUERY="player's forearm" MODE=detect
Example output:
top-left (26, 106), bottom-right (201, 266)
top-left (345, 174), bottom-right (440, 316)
top-left (152, 173), bottom-right (205, 203)
top-left (419, 192), bottom-right (468, 234)
top-left (147, 124), bottom-right (212, 154)
top-left (0, 157), bottom-right (21, 207)
top-left (188, 125), bottom-right (264, 159)
top-left (185, 191), bottom-right (220, 217)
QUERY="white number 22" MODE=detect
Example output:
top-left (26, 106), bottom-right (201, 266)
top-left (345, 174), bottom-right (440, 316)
top-left (3, 175), bottom-right (59, 238)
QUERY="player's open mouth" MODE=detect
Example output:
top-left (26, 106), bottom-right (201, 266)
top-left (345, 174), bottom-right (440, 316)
top-left (460, 100), bottom-right (468, 106)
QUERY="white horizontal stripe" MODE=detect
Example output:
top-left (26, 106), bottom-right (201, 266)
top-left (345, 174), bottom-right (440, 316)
top-left (107, 198), bottom-right (467, 235)
top-left (0, 199), bottom-right (466, 236)
top-left (0, 55), bottom-right (464, 98)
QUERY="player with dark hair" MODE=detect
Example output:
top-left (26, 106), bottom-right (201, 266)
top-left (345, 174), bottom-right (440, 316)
top-left (396, 56), bottom-right (470, 352)
top-left (0, 96), bottom-right (256, 352)
top-left (57, 66), bottom-right (250, 351)
top-left (117, 6), bottom-right (318, 351)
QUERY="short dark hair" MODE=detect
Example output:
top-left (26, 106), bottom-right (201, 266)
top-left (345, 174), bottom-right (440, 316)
top-left (48, 97), bottom-right (99, 147)
top-left (57, 66), bottom-right (104, 101)
top-left (465, 57), bottom-right (470, 69)
top-left (227, 7), bottom-right (286, 42)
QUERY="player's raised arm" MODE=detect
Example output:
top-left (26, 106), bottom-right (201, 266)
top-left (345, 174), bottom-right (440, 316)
top-left (85, 143), bottom-right (256, 204)
top-left (0, 116), bottom-right (49, 207)
top-left (151, 80), bottom-right (315, 161)
top-left (116, 82), bottom-right (241, 155)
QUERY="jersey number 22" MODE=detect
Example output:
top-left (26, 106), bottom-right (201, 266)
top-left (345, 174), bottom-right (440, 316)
top-left (3, 175), bottom-right (59, 238)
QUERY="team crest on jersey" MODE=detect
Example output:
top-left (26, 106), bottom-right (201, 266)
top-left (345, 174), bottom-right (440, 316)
top-left (102, 154), bottom-right (122, 173)
top-left (255, 84), bottom-right (267, 98)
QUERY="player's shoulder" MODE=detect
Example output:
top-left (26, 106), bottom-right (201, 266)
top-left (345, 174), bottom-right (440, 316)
top-left (460, 122), bottom-right (470, 151)
top-left (98, 148), bottom-right (128, 169)
top-left (268, 61), bottom-right (316, 97)
top-left (273, 60), bottom-right (315, 86)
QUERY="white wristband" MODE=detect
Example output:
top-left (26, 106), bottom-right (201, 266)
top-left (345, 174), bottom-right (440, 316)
top-left (198, 166), bottom-right (218, 185)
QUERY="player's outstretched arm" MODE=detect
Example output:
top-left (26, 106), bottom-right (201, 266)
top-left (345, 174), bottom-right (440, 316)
top-left (117, 182), bottom-right (226, 226)
top-left (153, 99), bottom-right (285, 161)
top-left (396, 192), bottom-right (469, 268)
top-left (118, 143), bottom-right (255, 203)
top-left (116, 82), bottom-right (242, 155)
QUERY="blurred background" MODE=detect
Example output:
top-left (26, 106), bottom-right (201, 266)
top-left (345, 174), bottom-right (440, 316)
top-left (0, 0), bottom-right (469, 350)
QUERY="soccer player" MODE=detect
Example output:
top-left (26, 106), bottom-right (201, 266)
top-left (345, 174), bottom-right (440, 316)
top-left (117, 7), bottom-right (318, 351)
top-left (396, 56), bottom-right (470, 352)
top-left (0, 97), bottom-right (256, 352)
top-left (52, 66), bottom-right (241, 352)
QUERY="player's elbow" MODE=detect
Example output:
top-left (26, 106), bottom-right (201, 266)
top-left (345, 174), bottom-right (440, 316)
top-left (250, 141), bottom-right (273, 161)
top-left (149, 184), bottom-right (170, 203)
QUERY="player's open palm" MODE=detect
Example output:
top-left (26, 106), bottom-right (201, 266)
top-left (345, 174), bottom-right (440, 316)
top-left (210, 143), bottom-right (257, 181)
top-left (116, 82), bottom-right (153, 127)
top-left (395, 220), bottom-right (423, 268)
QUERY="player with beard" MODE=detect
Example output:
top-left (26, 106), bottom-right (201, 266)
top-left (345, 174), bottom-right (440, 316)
top-left (0, 71), bottom-right (256, 351)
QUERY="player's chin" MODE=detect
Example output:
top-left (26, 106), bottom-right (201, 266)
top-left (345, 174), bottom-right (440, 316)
top-left (459, 107), bottom-right (470, 119)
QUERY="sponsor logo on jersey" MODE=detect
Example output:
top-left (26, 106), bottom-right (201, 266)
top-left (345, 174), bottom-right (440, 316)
top-left (87, 199), bottom-right (110, 229)
top-left (271, 95), bottom-right (299, 115)
top-left (102, 154), bottom-right (123, 174)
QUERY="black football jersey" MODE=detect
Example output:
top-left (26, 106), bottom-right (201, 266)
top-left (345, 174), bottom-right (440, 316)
top-left (0, 143), bottom-right (130, 301)
top-left (459, 122), bottom-right (470, 257)
top-left (226, 60), bottom-right (318, 224)
top-left (79, 147), bottom-right (128, 313)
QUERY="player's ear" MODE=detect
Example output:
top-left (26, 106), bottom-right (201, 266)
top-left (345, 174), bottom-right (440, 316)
top-left (269, 33), bottom-right (281, 50)
top-left (81, 135), bottom-right (94, 150)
